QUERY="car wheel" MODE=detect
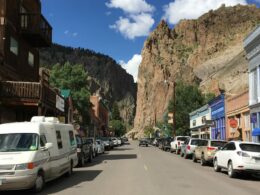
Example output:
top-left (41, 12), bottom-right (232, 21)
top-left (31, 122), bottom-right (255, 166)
top-left (201, 154), bottom-right (206, 166)
top-left (192, 153), bottom-right (197, 163)
top-left (32, 172), bottom-right (45, 192)
top-left (146, 144), bottom-right (148, 147)
top-left (228, 161), bottom-right (236, 178)
top-left (170, 149), bottom-right (173, 153)
top-left (78, 154), bottom-right (85, 167)
top-left (88, 152), bottom-right (93, 163)
top-left (184, 152), bottom-right (189, 159)
top-left (213, 158), bottom-right (221, 172)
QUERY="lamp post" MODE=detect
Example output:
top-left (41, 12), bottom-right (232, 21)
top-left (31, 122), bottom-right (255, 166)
top-left (165, 80), bottom-right (176, 138)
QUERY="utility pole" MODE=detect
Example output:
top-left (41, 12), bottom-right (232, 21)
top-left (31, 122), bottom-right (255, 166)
top-left (173, 81), bottom-right (176, 138)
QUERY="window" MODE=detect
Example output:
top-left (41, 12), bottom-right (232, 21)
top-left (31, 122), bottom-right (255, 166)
top-left (69, 131), bottom-right (75, 146)
top-left (56, 131), bottom-right (63, 149)
top-left (28, 52), bottom-right (34, 66)
top-left (10, 37), bottom-right (18, 55)
top-left (222, 143), bottom-right (236, 151)
top-left (193, 120), bottom-right (196, 127)
top-left (40, 135), bottom-right (47, 147)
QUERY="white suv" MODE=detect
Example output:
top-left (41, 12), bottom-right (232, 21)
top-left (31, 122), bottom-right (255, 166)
top-left (213, 141), bottom-right (260, 178)
top-left (170, 136), bottom-right (190, 154)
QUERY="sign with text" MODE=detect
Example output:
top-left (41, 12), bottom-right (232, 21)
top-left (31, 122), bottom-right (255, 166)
top-left (56, 95), bottom-right (65, 112)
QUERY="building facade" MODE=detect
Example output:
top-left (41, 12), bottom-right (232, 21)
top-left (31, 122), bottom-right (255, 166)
top-left (90, 95), bottom-right (109, 137)
top-left (225, 91), bottom-right (251, 141)
top-left (189, 104), bottom-right (212, 139)
top-left (209, 94), bottom-right (226, 140)
top-left (0, 0), bottom-right (67, 123)
top-left (244, 26), bottom-right (260, 142)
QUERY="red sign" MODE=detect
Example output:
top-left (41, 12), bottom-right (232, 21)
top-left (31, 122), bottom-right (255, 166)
top-left (229, 119), bottom-right (238, 128)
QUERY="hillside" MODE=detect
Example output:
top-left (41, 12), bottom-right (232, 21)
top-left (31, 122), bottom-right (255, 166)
top-left (134, 4), bottom-right (260, 135)
top-left (40, 44), bottom-right (137, 125)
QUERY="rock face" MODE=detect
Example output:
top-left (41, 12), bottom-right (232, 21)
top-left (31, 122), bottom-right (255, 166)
top-left (40, 44), bottom-right (137, 125)
top-left (134, 5), bottom-right (260, 134)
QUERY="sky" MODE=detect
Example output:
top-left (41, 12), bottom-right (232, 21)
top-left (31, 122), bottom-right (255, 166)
top-left (41, 0), bottom-right (260, 82)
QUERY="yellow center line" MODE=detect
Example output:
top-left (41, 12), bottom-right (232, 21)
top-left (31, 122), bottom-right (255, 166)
top-left (144, 164), bottom-right (148, 171)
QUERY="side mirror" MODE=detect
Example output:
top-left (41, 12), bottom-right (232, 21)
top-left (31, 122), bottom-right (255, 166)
top-left (45, 143), bottom-right (53, 150)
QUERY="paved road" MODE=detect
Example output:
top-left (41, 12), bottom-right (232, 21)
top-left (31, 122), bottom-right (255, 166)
top-left (4, 141), bottom-right (260, 195)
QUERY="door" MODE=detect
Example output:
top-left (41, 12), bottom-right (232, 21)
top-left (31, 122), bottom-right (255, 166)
top-left (218, 143), bottom-right (236, 167)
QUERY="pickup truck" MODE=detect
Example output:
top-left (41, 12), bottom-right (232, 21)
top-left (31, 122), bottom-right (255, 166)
top-left (170, 136), bottom-right (190, 154)
top-left (76, 135), bottom-right (93, 167)
top-left (193, 139), bottom-right (227, 165)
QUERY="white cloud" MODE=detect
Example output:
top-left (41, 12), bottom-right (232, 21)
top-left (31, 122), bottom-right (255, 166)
top-left (72, 32), bottom-right (78, 37)
top-left (106, 0), bottom-right (155, 39)
top-left (120, 54), bottom-right (142, 82)
top-left (64, 30), bottom-right (69, 35)
top-left (110, 13), bottom-right (154, 39)
top-left (163, 0), bottom-right (247, 25)
top-left (106, 0), bottom-right (155, 14)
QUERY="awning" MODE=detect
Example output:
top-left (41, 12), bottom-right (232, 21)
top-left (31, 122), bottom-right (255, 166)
top-left (252, 128), bottom-right (260, 136)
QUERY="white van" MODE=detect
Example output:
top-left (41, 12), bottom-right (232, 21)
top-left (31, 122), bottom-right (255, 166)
top-left (0, 116), bottom-right (78, 192)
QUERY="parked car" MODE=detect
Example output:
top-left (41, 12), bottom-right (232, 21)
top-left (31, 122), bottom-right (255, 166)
top-left (96, 139), bottom-right (105, 154)
top-left (213, 141), bottom-right (260, 178)
top-left (139, 139), bottom-right (148, 147)
top-left (162, 137), bottom-right (173, 151)
top-left (0, 116), bottom-right (78, 192)
top-left (180, 138), bottom-right (206, 159)
top-left (86, 137), bottom-right (98, 157)
top-left (76, 135), bottom-right (93, 167)
top-left (111, 137), bottom-right (119, 147)
top-left (170, 136), bottom-right (190, 154)
top-left (100, 137), bottom-right (113, 150)
top-left (193, 140), bottom-right (227, 165)
top-left (158, 138), bottom-right (164, 149)
top-left (117, 137), bottom-right (122, 146)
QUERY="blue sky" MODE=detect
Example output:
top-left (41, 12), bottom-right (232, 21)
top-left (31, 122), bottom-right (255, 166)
top-left (41, 0), bottom-right (260, 82)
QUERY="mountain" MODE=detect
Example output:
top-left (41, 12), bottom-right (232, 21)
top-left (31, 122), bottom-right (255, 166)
top-left (40, 44), bottom-right (137, 125)
top-left (134, 4), bottom-right (260, 135)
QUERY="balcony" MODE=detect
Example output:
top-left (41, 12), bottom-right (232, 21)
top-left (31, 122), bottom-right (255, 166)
top-left (20, 13), bottom-right (52, 47)
top-left (0, 81), bottom-right (64, 113)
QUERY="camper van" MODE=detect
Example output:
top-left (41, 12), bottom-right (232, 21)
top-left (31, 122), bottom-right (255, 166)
top-left (0, 116), bottom-right (78, 192)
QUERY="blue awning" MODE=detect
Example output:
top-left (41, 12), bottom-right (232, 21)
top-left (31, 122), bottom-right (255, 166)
top-left (252, 128), bottom-right (260, 136)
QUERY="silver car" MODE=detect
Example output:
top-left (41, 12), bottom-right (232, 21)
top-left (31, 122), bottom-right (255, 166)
top-left (180, 138), bottom-right (207, 159)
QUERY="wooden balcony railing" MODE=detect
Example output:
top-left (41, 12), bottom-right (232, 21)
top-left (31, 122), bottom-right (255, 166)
top-left (20, 13), bottom-right (52, 47)
top-left (0, 81), bottom-right (64, 112)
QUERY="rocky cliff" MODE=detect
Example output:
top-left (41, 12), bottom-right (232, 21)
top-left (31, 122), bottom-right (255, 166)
top-left (40, 44), bottom-right (136, 125)
top-left (134, 5), bottom-right (260, 134)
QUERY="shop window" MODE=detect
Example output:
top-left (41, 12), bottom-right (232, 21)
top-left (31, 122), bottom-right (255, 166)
top-left (10, 37), bottom-right (18, 55)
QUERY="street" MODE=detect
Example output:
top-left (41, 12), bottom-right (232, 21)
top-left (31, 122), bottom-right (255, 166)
top-left (3, 141), bottom-right (260, 195)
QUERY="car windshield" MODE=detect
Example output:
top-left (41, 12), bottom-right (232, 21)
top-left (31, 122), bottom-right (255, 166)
top-left (0, 133), bottom-right (39, 152)
top-left (177, 137), bottom-right (188, 141)
top-left (190, 139), bottom-right (201, 145)
top-left (239, 144), bottom-right (260, 152)
top-left (211, 141), bottom-right (227, 147)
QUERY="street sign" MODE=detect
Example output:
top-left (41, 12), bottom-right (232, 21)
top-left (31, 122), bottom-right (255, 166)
top-left (229, 119), bottom-right (238, 128)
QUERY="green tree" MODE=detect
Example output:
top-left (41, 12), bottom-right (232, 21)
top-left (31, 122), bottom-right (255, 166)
top-left (111, 103), bottom-right (121, 120)
top-left (168, 81), bottom-right (214, 136)
top-left (144, 125), bottom-right (154, 137)
top-left (49, 62), bottom-right (91, 125)
top-left (109, 120), bottom-right (126, 136)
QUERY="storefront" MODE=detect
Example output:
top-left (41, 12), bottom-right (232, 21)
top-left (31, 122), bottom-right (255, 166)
top-left (189, 104), bottom-right (212, 139)
top-left (209, 94), bottom-right (226, 140)
top-left (225, 91), bottom-right (251, 141)
top-left (244, 26), bottom-right (260, 143)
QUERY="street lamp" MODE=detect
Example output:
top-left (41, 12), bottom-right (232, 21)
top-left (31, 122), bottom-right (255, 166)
top-left (164, 80), bottom-right (176, 138)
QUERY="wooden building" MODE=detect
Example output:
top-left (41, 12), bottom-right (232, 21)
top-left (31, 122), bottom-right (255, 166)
top-left (0, 0), bottom-right (66, 123)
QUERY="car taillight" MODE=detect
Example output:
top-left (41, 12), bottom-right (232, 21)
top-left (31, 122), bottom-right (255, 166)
top-left (237, 151), bottom-right (250, 157)
top-left (207, 147), bottom-right (216, 151)
top-left (187, 145), bottom-right (190, 150)
top-left (178, 142), bottom-right (180, 146)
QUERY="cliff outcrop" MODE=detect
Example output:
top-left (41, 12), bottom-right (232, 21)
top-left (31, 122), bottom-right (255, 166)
top-left (134, 5), bottom-right (260, 134)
